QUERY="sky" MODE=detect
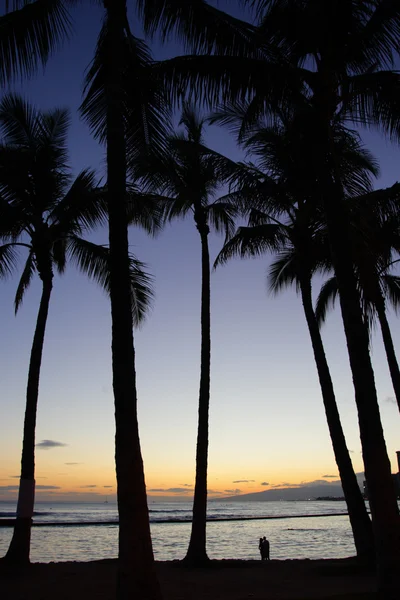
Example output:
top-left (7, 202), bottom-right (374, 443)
top-left (0, 1), bottom-right (400, 504)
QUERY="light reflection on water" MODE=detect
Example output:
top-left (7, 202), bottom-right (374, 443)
top-left (0, 500), bottom-right (357, 563)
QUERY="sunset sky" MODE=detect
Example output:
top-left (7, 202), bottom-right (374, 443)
top-left (0, 1), bottom-right (400, 504)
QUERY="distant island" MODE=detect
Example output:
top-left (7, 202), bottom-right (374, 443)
top-left (215, 476), bottom-right (365, 502)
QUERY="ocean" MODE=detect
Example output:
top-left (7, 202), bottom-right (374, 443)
top-left (0, 500), bottom-right (358, 563)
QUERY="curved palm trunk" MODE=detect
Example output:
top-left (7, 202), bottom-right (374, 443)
top-left (4, 275), bottom-right (53, 564)
top-left (184, 225), bottom-right (211, 565)
top-left (375, 295), bottom-right (400, 412)
top-left (104, 2), bottom-right (161, 599)
top-left (321, 145), bottom-right (400, 594)
top-left (300, 276), bottom-right (374, 561)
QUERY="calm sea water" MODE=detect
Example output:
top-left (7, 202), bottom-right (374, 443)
top-left (0, 500), bottom-right (358, 563)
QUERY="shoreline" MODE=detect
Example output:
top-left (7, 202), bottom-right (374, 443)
top-left (0, 511), bottom-right (352, 528)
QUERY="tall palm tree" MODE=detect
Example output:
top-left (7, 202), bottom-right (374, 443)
top-left (135, 105), bottom-right (237, 565)
top-left (241, 7), bottom-right (400, 591)
top-left (214, 111), bottom-right (376, 561)
top-left (0, 94), bottom-right (153, 564)
top-left (147, 2), bottom-right (400, 588)
top-left (315, 183), bottom-right (400, 412)
top-left (80, 4), bottom-right (171, 597)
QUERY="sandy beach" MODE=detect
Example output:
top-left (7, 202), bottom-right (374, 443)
top-left (0, 557), bottom-right (377, 600)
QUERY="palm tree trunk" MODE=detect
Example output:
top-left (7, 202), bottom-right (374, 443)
top-left (375, 294), bottom-right (400, 412)
top-left (321, 157), bottom-right (400, 595)
top-left (185, 225), bottom-right (211, 565)
top-left (104, 2), bottom-right (161, 598)
top-left (4, 275), bottom-right (53, 564)
top-left (300, 275), bottom-right (374, 561)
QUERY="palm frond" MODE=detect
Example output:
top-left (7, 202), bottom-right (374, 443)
top-left (153, 53), bottom-right (300, 110)
top-left (67, 237), bottom-right (153, 326)
top-left (382, 274), bottom-right (400, 314)
top-left (206, 202), bottom-right (237, 242)
top-left (315, 276), bottom-right (339, 327)
top-left (0, 242), bottom-right (19, 278)
top-left (214, 223), bottom-right (286, 269)
top-left (268, 249), bottom-right (300, 294)
top-left (38, 106), bottom-right (70, 165)
top-left (0, 93), bottom-right (40, 147)
top-left (345, 70), bottom-right (400, 141)
top-left (50, 169), bottom-right (105, 233)
top-left (14, 249), bottom-right (35, 313)
top-left (136, 0), bottom-right (261, 57)
top-left (52, 237), bottom-right (67, 274)
top-left (0, 0), bottom-right (72, 85)
top-left (81, 19), bottom-right (171, 160)
top-left (126, 185), bottom-right (169, 236)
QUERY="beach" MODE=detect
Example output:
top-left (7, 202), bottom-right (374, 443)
top-left (0, 557), bottom-right (376, 600)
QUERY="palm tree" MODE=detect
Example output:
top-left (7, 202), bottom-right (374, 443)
top-left (213, 111), bottom-right (375, 561)
top-left (316, 183), bottom-right (400, 412)
top-left (80, 4), bottom-right (171, 597)
top-left (0, 94), bottom-right (153, 565)
top-left (239, 8), bottom-right (400, 591)
top-left (134, 105), bottom-right (237, 565)
top-left (146, 2), bottom-right (400, 588)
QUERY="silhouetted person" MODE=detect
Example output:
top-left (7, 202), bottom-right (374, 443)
top-left (259, 536), bottom-right (270, 560)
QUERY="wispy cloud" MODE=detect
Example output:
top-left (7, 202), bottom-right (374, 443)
top-left (224, 488), bottom-right (241, 494)
top-left (148, 487), bottom-right (194, 494)
top-left (385, 396), bottom-right (396, 405)
top-left (79, 485), bottom-right (97, 489)
top-left (178, 483), bottom-right (193, 487)
top-left (260, 482), bottom-right (269, 486)
top-left (65, 462), bottom-right (83, 466)
top-left (103, 485), bottom-right (113, 489)
top-left (36, 440), bottom-right (67, 450)
top-left (0, 485), bottom-right (60, 491)
top-left (322, 474), bottom-right (338, 479)
top-left (233, 480), bottom-right (255, 483)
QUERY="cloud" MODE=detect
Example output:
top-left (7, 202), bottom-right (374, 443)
top-left (36, 440), bottom-right (67, 450)
top-left (65, 462), bottom-right (83, 466)
top-left (271, 482), bottom-right (300, 488)
top-left (9, 475), bottom-right (20, 478)
top-left (385, 396), bottom-right (396, 404)
top-left (178, 483), bottom-right (193, 487)
top-left (260, 482), bottom-right (269, 486)
top-left (148, 487), bottom-right (194, 494)
top-left (0, 485), bottom-right (60, 491)
top-left (224, 489), bottom-right (241, 494)
top-left (207, 490), bottom-right (225, 495)
top-left (233, 480), bottom-right (255, 483)
top-left (322, 474), bottom-right (338, 479)
top-left (79, 485), bottom-right (97, 489)
top-left (103, 486), bottom-right (113, 488)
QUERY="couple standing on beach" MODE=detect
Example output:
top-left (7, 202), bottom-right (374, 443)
top-left (259, 536), bottom-right (270, 560)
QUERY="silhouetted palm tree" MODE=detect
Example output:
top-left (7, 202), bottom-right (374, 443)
top-left (135, 105), bottom-right (237, 565)
top-left (151, 2), bottom-right (400, 587)
top-left (0, 94), bottom-right (153, 565)
top-left (316, 183), bottom-right (400, 412)
top-left (239, 8), bottom-right (400, 590)
top-left (81, 4), bottom-right (171, 597)
top-left (214, 110), bottom-right (376, 561)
